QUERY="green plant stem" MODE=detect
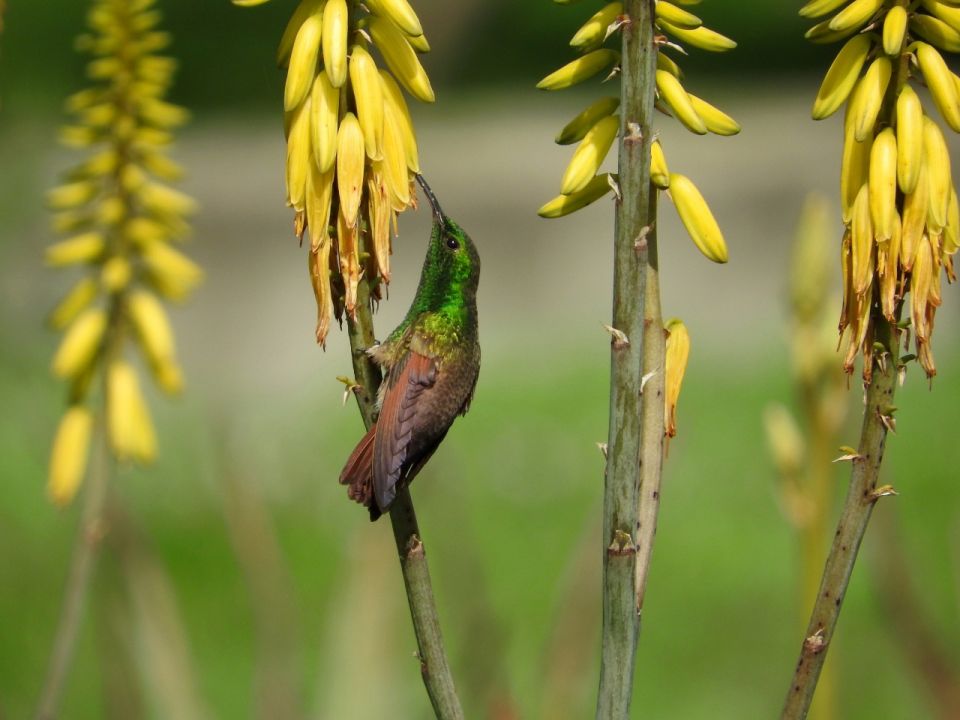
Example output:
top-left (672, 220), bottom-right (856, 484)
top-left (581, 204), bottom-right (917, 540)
top-left (34, 416), bottom-right (111, 720)
top-left (596, 1), bottom-right (658, 718)
top-left (345, 274), bottom-right (464, 720)
top-left (780, 318), bottom-right (898, 720)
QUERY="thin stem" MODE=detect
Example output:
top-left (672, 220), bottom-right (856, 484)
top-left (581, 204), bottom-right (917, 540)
top-left (34, 415), bottom-right (111, 720)
top-left (596, 1), bottom-right (658, 717)
top-left (780, 317), bottom-right (898, 720)
top-left (345, 269), bottom-right (464, 720)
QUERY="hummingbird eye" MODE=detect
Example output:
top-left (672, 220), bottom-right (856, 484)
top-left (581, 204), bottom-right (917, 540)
top-left (445, 236), bottom-right (459, 250)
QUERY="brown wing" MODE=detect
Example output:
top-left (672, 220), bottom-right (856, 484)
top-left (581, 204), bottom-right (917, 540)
top-left (373, 350), bottom-right (437, 510)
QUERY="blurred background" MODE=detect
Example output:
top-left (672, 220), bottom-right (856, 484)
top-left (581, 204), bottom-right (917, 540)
top-left (2, 1), bottom-right (960, 718)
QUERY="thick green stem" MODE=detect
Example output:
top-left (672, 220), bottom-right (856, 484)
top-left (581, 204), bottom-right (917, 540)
top-left (596, 1), bottom-right (658, 717)
top-left (780, 319), bottom-right (898, 720)
top-left (345, 274), bottom-right (464, 720)
top-left (34, 417), bottom-right (111, 720)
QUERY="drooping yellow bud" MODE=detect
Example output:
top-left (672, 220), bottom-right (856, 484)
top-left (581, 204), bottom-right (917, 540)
top-left (380, 103), bottom-right (411, 208)
top-left (650, 140), bottom-right (670, 189)
top-left (52, 308), bottom-right (108, 379)
top-left (538, 174), bottom-right (614, 218)
top-left (276, 0), bottom-right (324, 67)
top-left (368, 16), bottom-right (435, 101)
top-left (107, 361), bottom-right (157, 463)
top-left (668, 173), bottom-right (728, 263)
top-left (349, 44), bottom-right (385, 160)
top-left (664, 319), bottom-right (690, 440)
top-left (923, 116), bottom-right (952, 231)
top-left (336, 112), bottom-right (365, 227)
top-left (901, 161), bottom-right (929, 271)
top-left (306, 161), bottom-right (335, 251)
top-left (286, 95), bottom-right (312, 212)
top-left (310, 70), bottom-right (340, 174)
top-left (128, 289), bottom-right (175, 368)
top-left (911, 236), bottom-right (934, 342)
top-left (374, 0), bottom-right (424, 38)
top-left (555, 95), bottom-right (620, 146)
top-left (141, 242), bottom-right (204, 300)
top-left (47, 406), bottom-right (94, 507)
top-left (322, 0), bottom-right (349, 88)
top-left (45, 232), bottom-right (106, 266)
top-left (560, 114), bottom-right (619, 195)
top-left (849, 183), bottom-right (874, 295)
top-left (49, 278), bottom-right (99, 330)
top-left (379, 70), bottom-right (420, 174)
top-left (284, 7), bottom-right (322, 110)
top-left (47, 181), bottom-right (98, 210)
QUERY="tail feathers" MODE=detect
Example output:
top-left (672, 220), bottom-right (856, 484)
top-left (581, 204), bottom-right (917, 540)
top-left (339, 426), bottom-right (382, 521)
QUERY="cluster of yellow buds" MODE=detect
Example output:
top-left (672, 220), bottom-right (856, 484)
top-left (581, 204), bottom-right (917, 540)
top-left (46, 0), bottom-right (199, 505)
top-left (804, 0), bottom-right (960, 378)
top-left (235, 0), bottom-right (431, 347)
top-left (536, 0), bottom-right (737, 266)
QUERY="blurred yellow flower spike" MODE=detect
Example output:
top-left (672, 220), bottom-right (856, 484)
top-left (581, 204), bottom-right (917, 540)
top-left (47, 406), bottom-right (94, 507)
top-left (44, 0), bottom-right (197, 504)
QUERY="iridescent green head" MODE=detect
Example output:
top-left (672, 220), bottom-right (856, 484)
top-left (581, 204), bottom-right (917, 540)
top-left (411, 176), bottom-right (480, 312)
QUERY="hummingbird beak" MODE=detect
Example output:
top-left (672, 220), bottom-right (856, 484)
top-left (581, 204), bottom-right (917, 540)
top-left (415, 174), bottom-right (446, 226)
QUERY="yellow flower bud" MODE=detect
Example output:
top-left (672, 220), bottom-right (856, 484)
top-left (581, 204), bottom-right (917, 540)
top-left (664, 319), bottom-right (690, 440)
top-left (107, 361), bottom-right (157, 463)
top-left (127, 289), bottom-right (175, 367)
top-left (45, 232), bottom-right (105, 266)
top-left (48, 406), bottom-right (94, 506)
top-left (47, 181), bottom-right (98, 210)
top-left (51, 308), bottom-right (108, 379)
top-left (142, 242), bottom-right (203, 301)
top-left (49, 278), bottom-right (99, 330)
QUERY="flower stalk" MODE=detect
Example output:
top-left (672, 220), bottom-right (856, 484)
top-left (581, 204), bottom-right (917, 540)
top-left (38, 0), bottom-right (196, 715)
top-left (537, 1), bottom-right (736, 715)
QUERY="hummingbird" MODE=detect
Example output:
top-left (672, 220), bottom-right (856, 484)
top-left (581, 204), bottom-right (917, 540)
top-left (340, 175), bottom-right (480, 521)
